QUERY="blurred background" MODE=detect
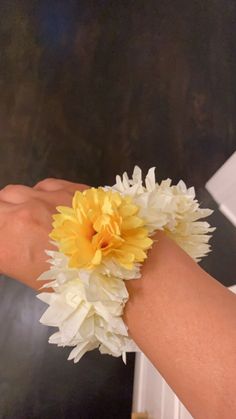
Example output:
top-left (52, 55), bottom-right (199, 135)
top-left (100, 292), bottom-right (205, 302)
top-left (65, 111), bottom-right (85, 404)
top-left (0, 1), bottom-right (235, 418)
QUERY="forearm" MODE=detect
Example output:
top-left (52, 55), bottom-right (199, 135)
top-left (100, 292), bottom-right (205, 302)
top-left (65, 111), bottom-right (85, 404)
top-left (124, 231), bottom-right (236, 419)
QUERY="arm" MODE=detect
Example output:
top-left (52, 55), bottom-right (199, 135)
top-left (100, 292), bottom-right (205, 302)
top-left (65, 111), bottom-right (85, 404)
top-left (124, 230), bottom-right (236, 419)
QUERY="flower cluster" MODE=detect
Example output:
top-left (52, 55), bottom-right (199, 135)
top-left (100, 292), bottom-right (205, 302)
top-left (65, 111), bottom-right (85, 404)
top-left (110, 166), bottom-right (215, 262)
top-left (37, 166), bottom-right (215, 363)
top-left (37, 268), bottom-right (138, 363)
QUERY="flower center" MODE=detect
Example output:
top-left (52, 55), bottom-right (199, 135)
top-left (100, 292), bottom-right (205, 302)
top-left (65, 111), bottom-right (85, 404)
top-left (101, 241), bottom-right (108, 249)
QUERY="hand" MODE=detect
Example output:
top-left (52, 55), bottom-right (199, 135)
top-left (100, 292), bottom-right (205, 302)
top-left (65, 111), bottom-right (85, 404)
top-left (0, 178), bottom-right (89, 289)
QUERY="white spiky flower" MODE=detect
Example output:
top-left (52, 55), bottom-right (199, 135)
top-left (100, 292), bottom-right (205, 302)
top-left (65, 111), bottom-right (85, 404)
top-left (110, 166), bottom-right (215, 261)
top-left (37, 270), bottom-right (138, 363)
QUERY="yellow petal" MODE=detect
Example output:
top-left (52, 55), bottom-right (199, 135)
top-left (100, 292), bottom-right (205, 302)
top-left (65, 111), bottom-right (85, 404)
top-left (72, 190), bottom-right (84, 209)
top-left (121, 245), bottom-right (147, 261)
top-left (56, 206), bottom-right (75, 218)
top-left (121, 216), bottom-right (144, 230)
top-left (119, 204), bottom-right (138, 217)
top-left (91, 249), bottom-right (102, 265)
top-left (102, 195), bottom-right (113, 215)
top-left (93, 214), bottom-right (111, 231)
top-left (125, 235), bottom-right (153, 249)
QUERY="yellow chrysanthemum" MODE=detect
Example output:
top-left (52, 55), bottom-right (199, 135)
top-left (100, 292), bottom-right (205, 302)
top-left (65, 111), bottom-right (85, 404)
top-left (49, 187), bottom-right (153, 270)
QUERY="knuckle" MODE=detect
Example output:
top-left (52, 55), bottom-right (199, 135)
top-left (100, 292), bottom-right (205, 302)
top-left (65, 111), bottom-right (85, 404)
top-left (34, 178), bottom-right (60, 187)
top-left (0, 184), bottom-right (26, 198)
top-left (0, 184), bottom-right (32, 204)
top-left (34, 178), bottom-right (64, 191)
top-left (0, 184), bottom-right (18, 194)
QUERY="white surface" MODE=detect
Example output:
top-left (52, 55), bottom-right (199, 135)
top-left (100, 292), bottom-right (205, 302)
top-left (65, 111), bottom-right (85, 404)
top-left (205, 151), bottom-right (236, 226)
top-left (132, 352), bottom-right (180, 419)
top-left (132, 285), bottom-right (236, 419)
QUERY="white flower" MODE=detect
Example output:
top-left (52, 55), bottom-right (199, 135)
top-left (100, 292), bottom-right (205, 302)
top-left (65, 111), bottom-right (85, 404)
top-left (37, 250), bottom-right (77, 286)
top-left (37, 272), bottom-right (138, 363)
top-left (110, 166), bottom-right (215, 261)
top-left (96, 258), bottom-right (142, 280)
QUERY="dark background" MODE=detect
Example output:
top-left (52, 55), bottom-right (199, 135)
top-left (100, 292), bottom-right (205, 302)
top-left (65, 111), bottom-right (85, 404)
top-left (0, 1), bottom-right (235, 418)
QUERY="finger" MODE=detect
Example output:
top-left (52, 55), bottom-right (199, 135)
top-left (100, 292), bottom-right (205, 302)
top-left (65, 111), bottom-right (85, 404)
top-left (33, 178), bottom-right (66, 191)
top-left (0, 184), bottom-right (36, 204)
top-left (33, 178), bottom-right (89, 193)
top-left (56, 180), bottom-right (89, 193)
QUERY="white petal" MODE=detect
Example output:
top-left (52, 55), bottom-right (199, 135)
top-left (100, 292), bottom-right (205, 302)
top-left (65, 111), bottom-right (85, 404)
top-left (60, 303), bottom-right (91, 341)
top-left (122, 352), bottom-right (127, 364)
top-left (74, 341), bottom-right (99, 363)
top-left (36, 292), bottom-right (55, 305)
top-left (39, 298), bottom-right (75, 326)
top-left (122, 172), bottom-right (130, 189)
top-left (132, 166), bottom-right (142, 184)
top-left (49, 332), bottom-right (62, 345)
top-left (145, 167), bottom-right (156, 191)
top-left (115, 175), bottom-right (125, 191)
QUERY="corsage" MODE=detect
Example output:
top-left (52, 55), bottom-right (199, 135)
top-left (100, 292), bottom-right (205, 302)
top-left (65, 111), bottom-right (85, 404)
top-left (36, 167), bottom-right (215, 363)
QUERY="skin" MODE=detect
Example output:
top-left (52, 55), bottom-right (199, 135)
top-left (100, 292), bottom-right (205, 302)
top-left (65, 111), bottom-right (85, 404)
top-left (0, 178), bottom-right (235, 418)
top-left (0, 178), bottom-right (88, 288)
top-left (124, 231), bottom-right (236, 418)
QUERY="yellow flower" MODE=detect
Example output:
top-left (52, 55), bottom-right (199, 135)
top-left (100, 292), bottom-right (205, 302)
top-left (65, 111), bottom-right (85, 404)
top-left (49, 187), bottom-right (153, 270)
